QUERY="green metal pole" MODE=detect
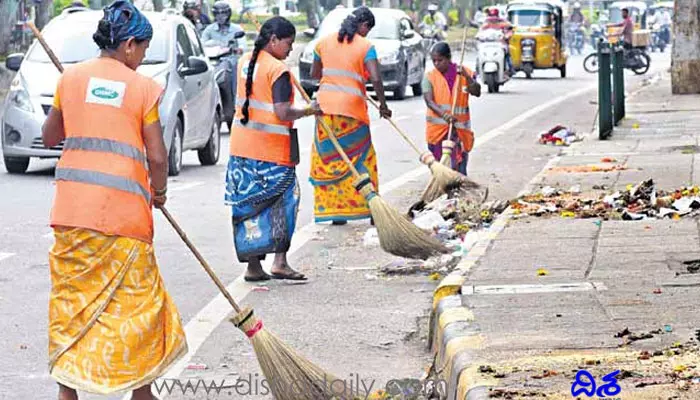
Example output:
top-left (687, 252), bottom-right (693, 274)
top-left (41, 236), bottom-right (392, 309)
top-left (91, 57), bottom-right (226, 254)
top-left (598, 42), bottom-right (613, 139)
top-left (612, 45), bottom-right (625, 125)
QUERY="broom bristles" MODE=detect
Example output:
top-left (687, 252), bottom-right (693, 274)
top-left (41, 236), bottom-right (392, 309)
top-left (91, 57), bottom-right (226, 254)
top-left (232, 308), bottom-right (363, 400)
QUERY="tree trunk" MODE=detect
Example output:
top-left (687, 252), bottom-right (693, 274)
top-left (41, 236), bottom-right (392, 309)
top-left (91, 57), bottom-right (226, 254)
top-left (152, 0), bottom-right (165, 12)
top-left (0, 0), bottom-right (20, 55)
top-left (670, 0), bottom-right (700, 94)
top-left (35, 0), bottom-right (52, 30)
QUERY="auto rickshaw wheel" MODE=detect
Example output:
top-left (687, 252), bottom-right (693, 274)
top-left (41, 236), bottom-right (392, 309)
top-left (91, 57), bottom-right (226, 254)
top-left (523, 62), bottom-right (534, 79)
top-left (559, 64), bottom-right (567, 78)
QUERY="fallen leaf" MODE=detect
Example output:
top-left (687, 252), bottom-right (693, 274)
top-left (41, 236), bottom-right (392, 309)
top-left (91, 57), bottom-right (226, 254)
top-left (429, 272), bottom-right (441, 281)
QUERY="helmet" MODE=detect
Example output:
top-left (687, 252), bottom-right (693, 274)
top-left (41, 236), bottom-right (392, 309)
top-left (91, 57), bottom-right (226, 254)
top-left (183, 0), bottom-right (198, 11)
top-left (212, 1), bottom-right (231, 17)
top-left (573, 2), bottom-right (581, 8)
top-left (487, 8), bottom-right (499, 17)
top-left (427, 4), bottom-right (438, 11)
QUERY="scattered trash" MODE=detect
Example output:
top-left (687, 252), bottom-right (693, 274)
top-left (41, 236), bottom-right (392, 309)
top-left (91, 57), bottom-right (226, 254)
top-left (684, 259), bottom-right (700, 274)
top-left (413, 210), bottom-right (449, 231)
top-left (479, 365), bottom-right (495, 374)
top-left (536, 268), bottom-right (549, 276)
top-left (251, 286), bottom-right (270, 292)
top-left (538, 125), bottom-right (582, 146)
top-left (364, 273), bottom-right (379, 281)
top-left (633, 123), bottom-right (640, 129)
top-left (428, 272), bottom-right (442, 281)
top-left (601, 157), bottom-right (617, 163)
top-left (653, 288), bottom-right (662, 294)
top-left (186, 363), bottom-right (208, 370)
top-left (547, 163), bottom-right (629, 173)
top-left (19, 344), bottom-right (27, 350)
top-left (665, 325), bottom-right (673, 333)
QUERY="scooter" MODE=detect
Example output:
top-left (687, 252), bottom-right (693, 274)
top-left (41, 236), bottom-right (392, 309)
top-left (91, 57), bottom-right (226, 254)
top-left (420, 24), bottom-right (445, 52)
top-left (567, 23), bottom-right (585, 55)
top-left (204, 30), bottom-right (246, 132)
top-left (650, 23), bottom-right (667, 52)
top-left (475, 28), bottom-right (510, 93)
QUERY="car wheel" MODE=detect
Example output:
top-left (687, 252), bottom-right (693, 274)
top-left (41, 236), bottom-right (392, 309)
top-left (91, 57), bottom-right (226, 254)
top-left (411, 82), bottom-right (423, 96)
top-left (226, 120), bottom-right (233, 132)
top-left (198, 112), bottom-right (221, 166)
top-left (391, 67), bottom-right (408, 101)
top-left (168, 119), bottom-right (183, 176)
top-left (4, 156), bottom-right (29, 174)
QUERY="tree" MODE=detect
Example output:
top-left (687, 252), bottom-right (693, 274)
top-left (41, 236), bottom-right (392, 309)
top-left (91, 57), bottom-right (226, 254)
top-left (670, 0), bottom-right (700, 94)
top-left (35, 0), bottom-right (53, 30)
top-left (152, 0), bottom-right (165, 11)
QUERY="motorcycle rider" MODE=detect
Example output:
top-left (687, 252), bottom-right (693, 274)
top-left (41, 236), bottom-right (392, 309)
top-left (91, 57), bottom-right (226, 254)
top-left (183, 0), bottom-right (211, 33)
top-left (202, 1), bottom-right (247, 51)
top-left (480, 8), bottom-right (514, 76)
top-left (657, 7), bottom-right (671, 44)
top-left (568, 3), bottom-right (587, 25)
top-left (421, 3), bottom-right (448, 40)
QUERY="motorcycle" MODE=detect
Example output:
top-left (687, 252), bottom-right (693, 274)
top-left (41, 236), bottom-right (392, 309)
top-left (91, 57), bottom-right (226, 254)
top-left (583, 45), bottom-right (651, 75)
top-left (475, 28), bottom-right (510, 93)
top-left (567, 23), bottom-right (585, 55)
top-left (420, 24), bottom-right (445, 52)
top-left (650, 23), bottom-right (668, 52)
top-left (590, 24), bottom-right (605, 49)
top-left (203, 30), bottom-right (246, 132)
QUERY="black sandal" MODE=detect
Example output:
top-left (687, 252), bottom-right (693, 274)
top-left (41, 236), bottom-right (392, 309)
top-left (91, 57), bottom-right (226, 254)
top-left (270, 271), bottom-right (308, 281)
top-left (244, 272), bottom-right (271, 282)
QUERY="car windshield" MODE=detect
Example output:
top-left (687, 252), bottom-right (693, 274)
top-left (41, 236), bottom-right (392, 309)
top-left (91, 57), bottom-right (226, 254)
top-left (315, 10), bottom-right (399, 40)
top-left (509, 9), bottom-right (552, 27)
top-left (26, 20), bottom-right (170, 64)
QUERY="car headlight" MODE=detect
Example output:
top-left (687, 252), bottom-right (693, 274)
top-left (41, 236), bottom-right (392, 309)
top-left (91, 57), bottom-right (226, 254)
top-left (9, 78), bottom-right (33, 113)
top-left (379, 50), bottom-right (400, 65)
top-left (300, 48), bottom-right (314, 64)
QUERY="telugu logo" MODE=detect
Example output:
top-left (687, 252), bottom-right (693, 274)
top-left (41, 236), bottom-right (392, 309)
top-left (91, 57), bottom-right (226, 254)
top-left (571, 370), bottom-right (622, 398)
top-left (91, 87), bottom-right (119, 99)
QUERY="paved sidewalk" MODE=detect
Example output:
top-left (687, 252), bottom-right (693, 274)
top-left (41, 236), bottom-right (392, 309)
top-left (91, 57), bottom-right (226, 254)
top-left (431, 73), bottom-right (700, 399)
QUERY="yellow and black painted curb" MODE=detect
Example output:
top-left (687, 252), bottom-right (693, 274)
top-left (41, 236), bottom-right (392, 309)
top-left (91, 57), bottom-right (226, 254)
top-left (428, 215), bottom-right (510, 400)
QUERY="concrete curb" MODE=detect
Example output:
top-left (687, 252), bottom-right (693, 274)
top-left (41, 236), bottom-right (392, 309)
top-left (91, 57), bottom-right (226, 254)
top-left (427, 71), bottom-right (666, 399)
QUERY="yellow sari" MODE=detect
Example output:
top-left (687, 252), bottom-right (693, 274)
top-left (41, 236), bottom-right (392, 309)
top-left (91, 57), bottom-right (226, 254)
top-left (48, 227), bottom-right (187, 394)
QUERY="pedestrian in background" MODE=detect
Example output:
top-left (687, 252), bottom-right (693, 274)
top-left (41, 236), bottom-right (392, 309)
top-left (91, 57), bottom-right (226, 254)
top-left (422, 42), bottom-right (481, 175)
top-left (309, 6), bottom-right (392, 225)
top-left (41, 1), bottom-right (187, 398)
top-left (227, 16), bottom-right (320, 282)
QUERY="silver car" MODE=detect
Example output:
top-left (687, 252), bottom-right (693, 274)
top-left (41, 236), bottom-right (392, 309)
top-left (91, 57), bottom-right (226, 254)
top-left (2, 7), bottom-right (222, 176)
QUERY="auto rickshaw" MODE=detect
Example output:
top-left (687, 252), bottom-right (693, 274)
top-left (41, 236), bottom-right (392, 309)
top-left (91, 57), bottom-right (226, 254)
top-left (506, 0), bottom-right (567, 79)
top-left (606, 1), bottom-right (651, 47)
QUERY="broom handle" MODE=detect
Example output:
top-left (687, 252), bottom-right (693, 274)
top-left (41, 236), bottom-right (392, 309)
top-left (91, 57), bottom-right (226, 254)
top-left (447, 26), bottom-right (469, 140)
top-left (365, 96), bottom-right (422, 156)
top-left (246, 13), bottom-right (362, 179)
top-left (28, 22), bottom-right (64, 73)
top-left (160, 207), bottom-right (242, 313)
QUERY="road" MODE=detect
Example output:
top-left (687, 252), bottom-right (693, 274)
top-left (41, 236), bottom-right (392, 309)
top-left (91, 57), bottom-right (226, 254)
top-left (0, 49), bottom-right (671, 399)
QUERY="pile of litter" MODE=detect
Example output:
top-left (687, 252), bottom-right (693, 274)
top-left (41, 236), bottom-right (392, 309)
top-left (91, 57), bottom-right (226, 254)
top-left (512, 179), bottom-right (700, 221)
top-left (538, 125), bottom-right (583, 146)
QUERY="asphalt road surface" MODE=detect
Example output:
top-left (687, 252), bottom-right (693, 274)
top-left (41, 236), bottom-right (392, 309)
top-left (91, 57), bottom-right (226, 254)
top-left (0, 49), bottom-right (671, 399)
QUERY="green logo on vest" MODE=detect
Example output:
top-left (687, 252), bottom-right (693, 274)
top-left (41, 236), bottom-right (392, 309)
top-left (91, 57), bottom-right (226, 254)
top-left (91, 87), bottom-right (119, 99)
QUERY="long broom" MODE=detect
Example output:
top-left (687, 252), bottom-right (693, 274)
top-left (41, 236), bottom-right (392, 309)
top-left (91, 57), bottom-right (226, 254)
top-left (28, 22), bottom-right (358, 400)
top-left (247, 14), bottom-right (449, 259)
top-left (422, 25), bottom-right (471, 204)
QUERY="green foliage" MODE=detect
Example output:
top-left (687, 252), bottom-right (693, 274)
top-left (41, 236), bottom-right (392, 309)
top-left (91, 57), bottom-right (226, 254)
top-left (53, 0), bottom-right (81, 16)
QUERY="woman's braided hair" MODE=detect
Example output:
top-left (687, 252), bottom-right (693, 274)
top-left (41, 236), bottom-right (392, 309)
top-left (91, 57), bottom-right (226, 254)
top-left (241, 16), bottom-right (296, 125)
top-left (337, 6), bottom-right (375, 43)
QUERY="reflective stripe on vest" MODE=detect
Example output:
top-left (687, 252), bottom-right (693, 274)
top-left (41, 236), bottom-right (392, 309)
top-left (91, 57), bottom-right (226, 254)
top-left (318, 83), bottom-right (365, 98)
top-left (435, 104), bottom-right (470, 115)
top-left (63, 137), bottom-right (147, 163)
top-left (55, 167), bottom-right (151, 202)
top-left (233, 119), bottom-right (290, 135)
top-left (425, 116), bottom-right (472, 130)
top-left (322, 68), bottom-right (365, 84)
top-left (234, 98), bottom-right (276, 112)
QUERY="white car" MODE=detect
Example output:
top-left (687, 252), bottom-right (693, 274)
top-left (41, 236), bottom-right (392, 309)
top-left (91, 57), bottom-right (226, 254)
top-left (2, 7), bottom-right (222, 175)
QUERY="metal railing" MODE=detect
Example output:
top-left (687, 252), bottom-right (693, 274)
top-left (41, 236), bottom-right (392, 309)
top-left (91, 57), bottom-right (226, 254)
top-left (597, 40), bottom-right (626, 140)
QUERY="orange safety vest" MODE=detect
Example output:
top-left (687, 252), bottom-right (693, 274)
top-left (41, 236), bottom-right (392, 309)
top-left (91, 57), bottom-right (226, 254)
top-left (315, 33), bottom-right (372, 124)
top-left (230, 50), bottom-right (296, 166)
top-left (425, 67), bottom-right (474, 151)
top-left (50, 57), bottom-right (162, 244)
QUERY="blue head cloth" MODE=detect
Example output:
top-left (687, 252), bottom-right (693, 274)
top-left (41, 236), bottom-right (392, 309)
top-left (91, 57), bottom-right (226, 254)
top-left (101, 0), bottom-right (153, 49)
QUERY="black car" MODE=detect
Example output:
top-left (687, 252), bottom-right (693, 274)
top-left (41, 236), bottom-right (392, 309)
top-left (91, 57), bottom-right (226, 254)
top-left (298, 7), bottom-right (427, 100)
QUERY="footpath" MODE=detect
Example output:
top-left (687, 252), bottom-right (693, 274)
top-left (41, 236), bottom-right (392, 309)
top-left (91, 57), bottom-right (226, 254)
top-left (430, 73), bottom-right (700, 399)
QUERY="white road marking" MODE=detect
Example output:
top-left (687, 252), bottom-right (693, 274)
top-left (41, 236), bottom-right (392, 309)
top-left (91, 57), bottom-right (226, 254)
top-left (0, 253), bottom-right (15, 262)
top-left (124, 83), bottom-right (599, 398)
top-left (462, 282), bottom-right (607, 295)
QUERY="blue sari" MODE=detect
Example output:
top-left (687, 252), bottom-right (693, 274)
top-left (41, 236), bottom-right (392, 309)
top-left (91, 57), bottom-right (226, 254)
top-left (225, 156), bottom-right (299, 262)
